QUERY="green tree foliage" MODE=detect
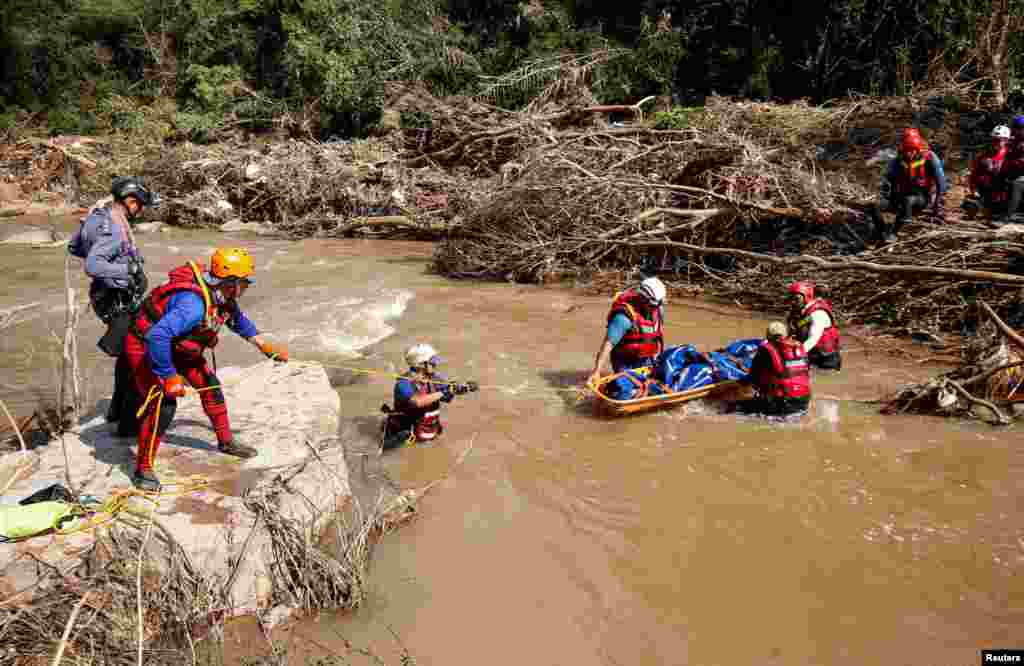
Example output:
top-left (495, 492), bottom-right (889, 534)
top-left (2, 0), bottom-right (1024, 139)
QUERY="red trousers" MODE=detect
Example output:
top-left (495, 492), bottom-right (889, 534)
top-left (124, 334), bottom-right (232, 472)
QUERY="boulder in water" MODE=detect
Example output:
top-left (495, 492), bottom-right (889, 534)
top-left (0, 361), bottom-right (350, 616)
top-left (133, 221), bottom-right (163, 233)
top-left (1, 228), bottom-right (62, 245)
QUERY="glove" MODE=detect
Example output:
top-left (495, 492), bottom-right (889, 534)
top-left (453, 381), bottom-right (479, 395)
top-left (162, 374), bottom-right (186, 399)
top-left (258, 340), bottom-right (288, 362)
top-left (440, 385), bottom-right (455, 403)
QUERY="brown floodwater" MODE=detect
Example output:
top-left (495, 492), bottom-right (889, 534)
top-left (1, 221), bottom-right (1022, 665)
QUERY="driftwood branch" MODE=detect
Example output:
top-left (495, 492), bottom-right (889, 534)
top-left (59, 254), bottom-right (82, 423)
top-left (598, 208), bottom-right (725, 241)
top-left (0, 398), bottom-right (27, 454)
top-left (597, 239), bottom-right (1024, 285)
top-left (539, 96), bottom-right (658, 124)
top-left (50, 591), bottom-right (92, 666)
top-left (979, 300), bottom-right (1024, 349)
top-left (946, 378), bottom-right (1010, 425)
top-left (404, 124), bottom-right (526, 167)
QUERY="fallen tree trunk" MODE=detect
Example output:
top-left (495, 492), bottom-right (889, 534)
top-left (331, 215), bottom-right (448, 236)
top-left (597, 238), bottom-right (1024, 285)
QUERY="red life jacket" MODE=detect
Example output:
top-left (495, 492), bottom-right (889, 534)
top-left (392, 373), bottom-right (442, 442)
top-left (758, 338), bottom-right (810, 399)
top-left (894, 150), bottom-right (937, 194)
top-left (131, 262), bottom-right (229, 360)
top-left (1004, 140), bottom-right (1024, 175)
top-left (970, 146), bottom-right (1008, 200)
top-left (607, 288), bottom-right (664, 365)
top-left (789, 298), bottom-right (841, 354)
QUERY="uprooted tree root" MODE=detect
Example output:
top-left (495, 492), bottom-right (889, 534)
top-left (884, 301), bottom-right (1024, 425)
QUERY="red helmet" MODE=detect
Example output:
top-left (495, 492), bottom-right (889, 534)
top-left (788, 281), bottom-right (815, 303)
top-left (901, 132), bottom-right (924, 155)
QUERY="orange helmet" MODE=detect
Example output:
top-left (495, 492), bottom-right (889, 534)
top-left (788, 281), bottom-right (815, 303)
top-left (209, 247), bottom-right (255, 282)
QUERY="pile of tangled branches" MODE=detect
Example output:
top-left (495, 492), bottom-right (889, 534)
top-left (432, 94), bottom-right (1024, 337)
top-left (885, 301), bottom-right (1024, 425)
top-left (0, 523), bottom-right (222, 665)
top-left (140, 136), bottom-right (472, 239)
top-left (0, 464), bottom-right (430, 664)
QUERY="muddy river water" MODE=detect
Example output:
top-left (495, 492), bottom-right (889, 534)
top-left (2, 219), bottom-right (1023, 665)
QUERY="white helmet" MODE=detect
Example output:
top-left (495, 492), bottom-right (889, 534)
top-left (993, 125), bottom-right (1011, 140)
top-left (767, 321), bottom-right (788, 338)
top-left (405, 343), bottom-right (440, 368)
top-left (638, 277), bottom-right (667, 305)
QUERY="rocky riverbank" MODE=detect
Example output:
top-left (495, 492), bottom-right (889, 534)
top-left (0, 361), bottom-right (349, 630)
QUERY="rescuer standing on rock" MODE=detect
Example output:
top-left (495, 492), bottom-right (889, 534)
top-left (124, 247), bottom-right (288, 491)
top-left (68, 176), bottom-right (159, 434)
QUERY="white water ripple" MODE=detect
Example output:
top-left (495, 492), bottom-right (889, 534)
top-left (256, 288), bottom-right (413, 357)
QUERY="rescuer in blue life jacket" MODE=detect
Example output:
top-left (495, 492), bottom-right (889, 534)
top-left (381, 343), bottom-right (478, 450)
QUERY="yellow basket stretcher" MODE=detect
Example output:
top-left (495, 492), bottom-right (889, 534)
top-left (588, 366), bottom-right (742, 416)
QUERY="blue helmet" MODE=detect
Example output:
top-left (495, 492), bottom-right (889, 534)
top-left (1012, 115), bottom-right (1024, 129)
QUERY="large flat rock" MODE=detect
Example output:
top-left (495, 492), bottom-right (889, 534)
top-left (0, 361), bottom-right (349, 614)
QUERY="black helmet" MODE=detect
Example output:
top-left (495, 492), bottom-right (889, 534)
top-left (111, 176), bottom-right (161, 208)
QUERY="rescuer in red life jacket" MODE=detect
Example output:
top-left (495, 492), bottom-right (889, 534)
top-left (963, 125), bottom-right (1010, 217)
top-left (124, 247), bottom-right (289, 492)
top-left (589, 277), bottom-right (666, 388)
top-left (871, 128), bottom-right (948, 243)
top-left (733, 321), bottom-right (811, 418)
top-left (381, 343), bottom-right (477, 450)
top-left (785, 281), bottom-right (842, 370)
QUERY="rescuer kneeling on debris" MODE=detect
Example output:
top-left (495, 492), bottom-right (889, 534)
top-left (381, 343), bottom-right (478, 450)
top-left (68, 176), bottom-right (159, 434)
top-left (996, 116), bottom-right (1024, 225)
top-left (589, 276), bottom-right (666, 387)
top-left (871, 128), bottom-right (947, 242)
top-left (732, 321), bottom-right (811, 418)
top-left (786, 281), bottom-right (842, 370)
top-left (964, 125), bottom-right (1010, 217)
top-left (124, 247), bottom-right (288, 491)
